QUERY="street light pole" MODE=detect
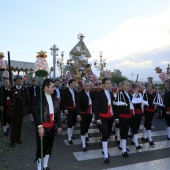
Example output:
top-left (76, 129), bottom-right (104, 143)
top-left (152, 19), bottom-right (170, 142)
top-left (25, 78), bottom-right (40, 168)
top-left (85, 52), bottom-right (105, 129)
top-left (50, 44), bottom-right (59, 80)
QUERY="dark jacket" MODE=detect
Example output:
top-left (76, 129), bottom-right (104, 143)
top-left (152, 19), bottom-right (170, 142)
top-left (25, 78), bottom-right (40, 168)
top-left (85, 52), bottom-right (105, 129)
top-left (164, 91), bottom-right (170, 111)
top-left (115, 90), bottom-right (131, 115)
top-left (143, 92), bottom-right (155, 110)
top-left (28, 86), bottom-right (40, 101)
top-left (76, 89), bottom-right (94, 116)
top-left (60, 88), bottom-right (77, 110)
top-left (9, 86), bottom-right (30, 115)
top-left (0, 86), bottom-right (11, 108)
top-left (94, 89), bottom-right (115, 120)
top-left (32, 93), bottom-right (62, 128)
top-left (53, 87), bottom-right (62, 98)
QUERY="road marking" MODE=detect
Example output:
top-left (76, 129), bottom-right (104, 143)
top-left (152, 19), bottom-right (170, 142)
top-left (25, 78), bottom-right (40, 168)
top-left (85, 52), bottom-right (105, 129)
top-left (73, 140), bottom-right (170, 161)
top-left (104, 157), bottom-right (170, 170)
top-left (63, 130), bottom-right (166, 145)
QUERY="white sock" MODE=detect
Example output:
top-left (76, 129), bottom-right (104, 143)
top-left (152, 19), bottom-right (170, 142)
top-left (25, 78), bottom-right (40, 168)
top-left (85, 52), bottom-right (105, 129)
top-left (122, 139), bottom-right (126, 153)
top-left (142, 126), bottom-right (147, 138)
top-left (37, 158), bottom-right (42, 170)
top-left (67, 128), bottom-right (72, 140)
top-left (119, 139), bottom-right (122, 148)
top-left (116, 128), bottom-right (120, 141)
top-left (3, 126), bottom-right (7, 133)
top-left (71, 126), bottom-right (74, 137)
top-left (81, 135), bottom-right (86, 148)
top-left (44, 155), bottom-right (50, 168)
top-left (102, 141), bottom-right (108, 158)
top-left (147, 130), bottom-right (152, 142)
top-left (30, 114), bottom-right (34, 122)
top-left (128, 127), bottom-right (131, 135)
top-left (167, 127), bottom-right (170, 138)
top-left (134, 134), bottom-right (139, 147)
top-left (85, 133), bottom-right (88, 138)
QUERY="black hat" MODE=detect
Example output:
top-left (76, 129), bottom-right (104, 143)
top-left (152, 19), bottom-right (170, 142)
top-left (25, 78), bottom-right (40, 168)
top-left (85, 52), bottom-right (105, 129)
top-left (14, 75), bottom-right (22, 82)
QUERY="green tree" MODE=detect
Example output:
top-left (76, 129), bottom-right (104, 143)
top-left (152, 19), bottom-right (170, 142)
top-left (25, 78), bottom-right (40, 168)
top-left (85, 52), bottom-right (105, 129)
top-left (111, 74), bottom-right (128, 84)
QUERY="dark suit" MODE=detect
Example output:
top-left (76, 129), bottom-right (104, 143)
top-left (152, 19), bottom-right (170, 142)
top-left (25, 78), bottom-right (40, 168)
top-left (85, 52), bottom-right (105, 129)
top-left (143, 92), bottom-right (155, 130)
top-left (164, 91), bottom-right (170, 127)
top-left (32, 93), bottom-right (61, 158)
top-left (10, 86), bottom-right (30, 143)
top-left (94, 89), bottom-right (115, 141)
top-left (116, 90), bottom-right (132, 139)
top-left (61, 88), bottom-right (77, 128)
top-left (76, 90), bottom-right (94, 135)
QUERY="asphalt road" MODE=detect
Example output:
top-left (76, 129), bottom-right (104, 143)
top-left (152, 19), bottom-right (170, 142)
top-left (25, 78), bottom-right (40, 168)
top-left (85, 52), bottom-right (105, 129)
top-left (0, 115), bottom-right (170, 170)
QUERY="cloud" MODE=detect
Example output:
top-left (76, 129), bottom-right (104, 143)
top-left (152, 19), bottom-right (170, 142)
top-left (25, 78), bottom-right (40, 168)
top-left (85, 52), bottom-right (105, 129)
top-left (88, 7), bottom-right (170, 62)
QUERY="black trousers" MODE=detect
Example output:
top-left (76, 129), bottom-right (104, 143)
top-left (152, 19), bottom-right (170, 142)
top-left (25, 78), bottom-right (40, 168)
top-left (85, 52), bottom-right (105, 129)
top-left (144, 111), bottom-right (154, 130)
top-left (119, 117), bottom-right (131, 140)
top-left (36, 126), bottom-right (55, 158)
top-left (10, 114), bottom-right (24, 142)
top-left (166, 114), bottom-right (170, 126)
top-left (100, 117), bottom-right (114, 141)
top-left (67, 109), bottom-right (77, 128)
top-left (130, 114), bottom-right (142, 134)
top-left (1, 110), bottom-right (10, 126)
top-left (80, 114), bottom-right (92, 135)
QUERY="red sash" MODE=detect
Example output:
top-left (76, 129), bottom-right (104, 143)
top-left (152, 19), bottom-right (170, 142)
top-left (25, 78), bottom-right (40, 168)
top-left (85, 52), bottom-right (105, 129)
top-left (6, 98), bottom-right (11, 107)
top-left (42, 114), bottom-right (54, 128)
top-left (135, 108), bottom-right (142, 114)
top-left (120, 109), bottom-right (133, 118)
top-left (145, 108), bottom-right (155, 112)
top-left (80, 105), bottom-right (92, 114)
top-left (99, 106), bottom-right (113, 118)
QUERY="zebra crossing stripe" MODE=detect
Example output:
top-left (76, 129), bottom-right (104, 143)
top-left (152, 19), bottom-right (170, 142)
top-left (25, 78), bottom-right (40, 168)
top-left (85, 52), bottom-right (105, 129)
top-left (103, 157), bottom-right (170, 170)
top-left (63, 130), bottom-right (166, 146)
top-left (73, 140), bottom-right (170, 161)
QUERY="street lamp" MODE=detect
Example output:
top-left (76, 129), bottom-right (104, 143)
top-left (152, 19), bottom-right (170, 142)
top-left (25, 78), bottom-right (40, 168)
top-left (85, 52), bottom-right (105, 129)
top-left (57, 51), bottom-right (65, 77)
top-left (50, 44), bottom-right (59, 80)
top-left (94, 51), bottom-right (106, 80)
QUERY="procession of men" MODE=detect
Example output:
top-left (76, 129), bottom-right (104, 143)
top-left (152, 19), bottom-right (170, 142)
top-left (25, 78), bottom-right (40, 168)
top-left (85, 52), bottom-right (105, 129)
top-left (0, 76), bottom-right (170, 170)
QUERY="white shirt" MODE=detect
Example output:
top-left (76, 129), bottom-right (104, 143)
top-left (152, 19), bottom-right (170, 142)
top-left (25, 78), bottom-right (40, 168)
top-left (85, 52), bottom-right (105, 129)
top-left (104, 90), bottom-right (111, 105)
top-left (124, 91), bottom-right (131, 102)
top-left (45, 93), bottom-right (54, 114)
top-left (69, 88), bottom-right (75, 106)
top-left (85, 91), bottom-right (92, 105)
top-left (33, 86), bottom-right (36, 96)
top-left (16, 86), bottom-right (21, 90)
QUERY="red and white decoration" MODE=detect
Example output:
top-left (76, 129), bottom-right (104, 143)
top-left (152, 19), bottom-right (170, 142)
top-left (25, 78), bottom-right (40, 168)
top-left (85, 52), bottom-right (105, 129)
top-left (35, 58), bottom-right (49, 73)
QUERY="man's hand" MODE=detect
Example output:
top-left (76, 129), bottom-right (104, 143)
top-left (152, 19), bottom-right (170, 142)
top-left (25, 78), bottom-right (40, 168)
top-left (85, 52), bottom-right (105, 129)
top-left (97, 119), bottom-right (102, 125)
top-left (57, 127), bottom-right (62, 134)
top-left (77, 115), bottom-right (82, 122)
top-left (38, 126), bottom-right (44, 139)
top-left (65, 110), bottom-right (69, 114)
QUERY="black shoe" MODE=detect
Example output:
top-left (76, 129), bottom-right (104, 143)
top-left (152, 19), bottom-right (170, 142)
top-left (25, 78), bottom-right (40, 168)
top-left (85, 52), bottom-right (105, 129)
top-left (71, 136), bottom-right (76, 139)
top-left (68, 140), bottom-right (73, 144)
top-left (9, 142), bottom-right (15, 147)
top-left (122, 152), bottom-right (129, 157)
top-left (167, 137), bottom-right (170, 140)
top-left (85, 142), bottom-right (89, 147)
top-left (85, 137), bottom-right (89, 142)
top-left (119, 147), bottom-right (129, 152)
top-left (136, 145), bottom-right (142, 150)
top-left (16, 139), bottom-right (23, 144)
top-left (44, 167), bottom-right (50, 170)
top-left (128, 134), bottom-right (132, 138)
top-left (6, 128), bottom-right (9, 133)
top-left (117, 140), bottom-right (120, 144)
top-left (141, 137), bottom-right (148, 141)
top-left (149, 141), bottom-right (155, 146)
top-left (104, 157), bottom-right (110, 163)
top-left (83, 147), bottom-right (87, 152)
top-left (31, 121), bottom-right (34, 123)
top-left (4, 132), bottom-right (8, 136)
top-left (102, 151), bottom-right (110, 157)
top-left (131, 141), bottom-right (135, 145)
